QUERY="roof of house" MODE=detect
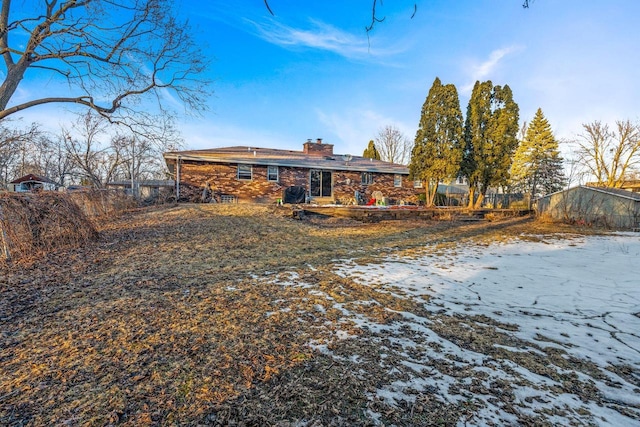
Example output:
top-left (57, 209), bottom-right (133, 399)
top-left (9, 174), bottom-right (58, 185)
top-left (163, 146), bottom-right (410, 175)
top-left (540, 185), bottom-right (640, 202)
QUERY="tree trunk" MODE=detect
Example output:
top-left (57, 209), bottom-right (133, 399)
top-left (467, 187), bottom-right (475, 209)
top-left (0, 60), bottom-right (28, 111)
top-left (529, 176), bottom-right (538, 210)
top-left (426, 180), bottom-right (438, 207)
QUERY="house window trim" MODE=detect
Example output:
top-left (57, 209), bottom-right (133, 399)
top-left (267, 165), bottom-right (279, 182)
top-left (394, 174), bottom-right (402, 188)
top-left (361, 172), bottom-right (374, 185)
top-left (237, 164), bottom-right (253, 181)
top-left (413, 179), bottom-right (423, 188)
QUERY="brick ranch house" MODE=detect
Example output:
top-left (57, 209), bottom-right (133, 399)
top-left (163, 139), bottom-right (422, 204)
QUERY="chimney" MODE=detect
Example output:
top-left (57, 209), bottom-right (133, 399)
top-left (303, 138), bottom-right (334, 156)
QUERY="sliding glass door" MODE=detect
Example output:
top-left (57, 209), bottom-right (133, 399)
top-left (310, 170), bottom-right (332, 198)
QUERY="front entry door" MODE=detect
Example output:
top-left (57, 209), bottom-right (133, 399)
top-left (310, 170), bottom-right (332, 198)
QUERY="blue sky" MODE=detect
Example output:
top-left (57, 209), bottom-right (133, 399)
top-left (15, 1), bottom-right (640, 161)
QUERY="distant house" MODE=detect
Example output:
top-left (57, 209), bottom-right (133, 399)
top-left (8, 174), bottom-right (59, 192)
top-left (537, 185), bottom-right (640, 230)
top-left (106, 179), bottom-right (175, 200)
top-left (163, 139), bottom-right (422, 204)
top-left (437, 183), bottom-right (469, 206)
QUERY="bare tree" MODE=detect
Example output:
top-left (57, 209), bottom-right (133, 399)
top-left (375, 125), bottom-right (412, 165)
top-left (61, 109), bottom-right (181, 189)
top-left (38, 134), bottom-right (75, 186)
top-left (576, 120), bottom-right (640, 187)
top-left (0, 120), bottom-right (41, 184)
top-left (119, 114), bottom-right (181, 171)
top-left (112, 117), bottom-right (182, 196)
top-left (0, 0), bottom-right (209, 123)
top-left (63, 111), bottom-right (122, 188)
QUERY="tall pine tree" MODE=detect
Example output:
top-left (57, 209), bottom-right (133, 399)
top-left (362, 140), bottom-right (381, 160)
top-left (510, 108), bottom-right (565, 207)
top-left (409, 77), bottom-right (463, 206)
top-left (462, 80), bottom-right (519, 208)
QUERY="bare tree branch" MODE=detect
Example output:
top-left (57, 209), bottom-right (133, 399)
top-left (577, 120), bottom-right (640, 187)
top-left (0, 0), bottom-right (211, 124)
top-left (264, 0), bottom-right (275, 16)
top-left (365, 0), bottom-right (386, 33)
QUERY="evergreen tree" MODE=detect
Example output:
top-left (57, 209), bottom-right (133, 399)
top-left (409, 77), bottom-right (463, 206)
top-left (510, 108), bottom-right (565, 207)
top-left (362, 140), bottom-right (381, 160)
top-left (462, 81), bottom-right (519, 208)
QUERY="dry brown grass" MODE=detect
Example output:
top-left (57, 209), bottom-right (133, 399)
top-left (0, 204), bottom-right (587, 426)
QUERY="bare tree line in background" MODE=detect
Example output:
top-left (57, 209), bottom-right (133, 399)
top-left (0, 112), bottom-right (182, 189)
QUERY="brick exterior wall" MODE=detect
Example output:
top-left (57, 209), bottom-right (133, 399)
top-left (176, 160), bottom-right (421, 204)
top-left (332, 170), bottom-right (420, 204)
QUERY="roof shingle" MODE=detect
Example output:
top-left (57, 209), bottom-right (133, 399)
top-left (164, 146), bottom-right (409, 175)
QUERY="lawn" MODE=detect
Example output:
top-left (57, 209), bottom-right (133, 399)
top-left (1, 204), bottom-right (637, 426)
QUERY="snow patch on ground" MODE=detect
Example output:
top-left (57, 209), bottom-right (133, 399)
top-left (331, 233), bottom-right (640, 426)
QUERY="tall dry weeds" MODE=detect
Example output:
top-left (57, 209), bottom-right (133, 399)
top-left (0, 190), bottom-right (135, 263)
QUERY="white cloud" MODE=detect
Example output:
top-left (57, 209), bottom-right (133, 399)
top-left (246, 18), bottom-right (405, 59)
top-left (461, 45), bottom-right (523, 94)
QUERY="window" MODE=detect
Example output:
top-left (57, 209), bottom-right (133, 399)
top-left (394, 175), bottom-right (402, 188)
top-left (267, 166), bottom-right (279, 182)
top-left (237, 164), bottom-right (252, 180)
top-left (413, 180), bottom-right (423, 188)
top-left (361, 172), bottom-right (374, 185)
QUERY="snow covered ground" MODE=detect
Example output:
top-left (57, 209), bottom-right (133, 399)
top-left (328, 233), bottom-right (640, 426)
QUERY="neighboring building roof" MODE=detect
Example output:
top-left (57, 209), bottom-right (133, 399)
top-left (9, 174), bottom-right (58, 185)
top-left (539, 185), bottom-right (640, 202)
top-left (588, 186), bottom-right (640, 201)
top-left (587, 180), bottom-right (640, 192)
top-left (163, 145), bottom-right (409, 175)
top-left (437, 183), bottom-right (469, 194)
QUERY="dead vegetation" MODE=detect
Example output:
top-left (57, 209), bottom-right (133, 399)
top-left (0, 191), bottom-right (135, 263)
top-left (0, 203), bottom-right (604, 425)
